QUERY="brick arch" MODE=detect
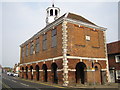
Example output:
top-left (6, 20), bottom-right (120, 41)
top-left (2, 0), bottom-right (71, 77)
top-left (25, 66), bottom-right (28, 79)
top-left (35, 65), bottom-right (40, 81)
top-left (75, 62), bottom-right (87, 84)
top-left (30, 65), bottom-right (34, 80)
top-left (51, 63), bottom-right (58, 84)
top-left (42, 64), bottom-right (48, 82)
top-left (21, 67), bottom-right (24, 78)
top-left (94, 62), bottom-right (102, 69)
top-left (93, 62), bottom-right (102, 84)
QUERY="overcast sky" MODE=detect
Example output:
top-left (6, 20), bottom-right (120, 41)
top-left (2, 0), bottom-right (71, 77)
top-left (1, 1), bottom-right (119, 67)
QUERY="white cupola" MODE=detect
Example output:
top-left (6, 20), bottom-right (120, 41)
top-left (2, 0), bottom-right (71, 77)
top-left (46, 4), bottom-right (60, 25)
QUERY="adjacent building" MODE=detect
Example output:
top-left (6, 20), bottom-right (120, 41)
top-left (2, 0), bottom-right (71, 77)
top-left (107, 40), bottom-right (120, 83)
top-left (19, 4), bottom-right (110, 86)
top-left (13, 63), bottom-right (20, 74)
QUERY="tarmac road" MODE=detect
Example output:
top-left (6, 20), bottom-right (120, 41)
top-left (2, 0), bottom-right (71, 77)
top-left (1, 73), bottom-right (118, 90)
top-left (2, 73), bottom-right (64, 90)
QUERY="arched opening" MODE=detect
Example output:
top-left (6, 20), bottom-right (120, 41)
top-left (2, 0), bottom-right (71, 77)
top-left (22, 67), bottom-right (24, 78)
top-left (75, 62), bottom-right (86, 84)
top-left (94, 63), bottom-right (102, 84)
top-left (25, 66), bottom-right (28, 79)
top-left (35, 65), bottom-right (40, 81)
top-left (51, 63), bottom-right (58, 84)
top-left (50, 9), bottom-right (53, 16)
top-left (30, 66), bottom-right (33, 80)
top-left (95, 66), bottom-right (98, 71)
top-left (55, 9), bottom-right (58, 16)
top-left (42, 64), bottom-right (48, 82)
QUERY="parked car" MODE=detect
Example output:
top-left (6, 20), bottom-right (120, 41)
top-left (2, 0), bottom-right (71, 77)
top-left (13, 73), bottom-right (19, 77)
top-left (7, 72), bottom-right (13, 76)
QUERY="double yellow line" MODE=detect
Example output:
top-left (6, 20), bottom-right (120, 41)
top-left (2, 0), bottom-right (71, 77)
top-left (20, 78), bottom-right (66, 88)
top-left (0, 81), bottom-right (12, 90)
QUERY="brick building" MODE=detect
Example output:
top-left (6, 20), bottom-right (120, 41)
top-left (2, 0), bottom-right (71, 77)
top-left (19, 4), bottom-right (110, 86)
top-left (107, 40), bottom-right (120, 83)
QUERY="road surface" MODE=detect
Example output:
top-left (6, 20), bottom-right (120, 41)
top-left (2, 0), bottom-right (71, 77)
top-left (2, 73), bottom-right (65, 90)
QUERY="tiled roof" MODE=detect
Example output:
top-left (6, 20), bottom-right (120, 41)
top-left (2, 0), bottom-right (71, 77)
top-left (67, 13), bottom-right (96, 26)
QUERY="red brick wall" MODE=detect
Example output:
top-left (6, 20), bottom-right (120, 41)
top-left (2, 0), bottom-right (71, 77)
top-left (20, 59), bottom-right (63, 84)
top-left (108, 54), bottom-right (120, 70)
top-left (107, 41), bottom-right (120, 54)
top-left (67, 59), bottom-right (107, 84)
top-left (20, 24), bottom-right (63, 64)
top-left (67, 23), bottom-right (106, 58)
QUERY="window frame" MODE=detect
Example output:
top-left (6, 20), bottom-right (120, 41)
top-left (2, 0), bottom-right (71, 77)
top-left (42, 34), bottom-right (47, 50)
top-left (115, 55), bottom-right (120, 63)
top-left (116, 70), bottom-right (120, 79)
top-left (21, 47), bottom-right (24, 59)
top-left (51, 29), bottom-right (57, 48)
top-left (35, 37), bottom-right (40, 53)
top-left (30, 41), bottom-right (34, 55)
top-left (86, 35), bottom-right (90, 41)
top-left (25, 44), bottom-right (28, 56)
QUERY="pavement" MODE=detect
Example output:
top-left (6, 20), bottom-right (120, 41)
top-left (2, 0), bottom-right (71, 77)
top-left (1, 73), bottom-right (120, 90)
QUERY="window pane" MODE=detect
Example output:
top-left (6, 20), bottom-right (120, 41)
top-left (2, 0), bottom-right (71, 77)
top-left (52, 29), bottom-right (57, 36)
top-left (30, 43), bottom-right (34, 55)
top-left (52, 36), bottom-right (57, 47)
top-left (36, 38), bottom-right (40, 53)
top-left (43, 34), bottom-right (47, 40)
top-left (22, 48), bottom-right (24, 58)
top-left (26, 45), bottom-right (28, 56)
top-left (118, 56), bottom-right (120, 62)
top-left (43, 40), bottom-right (47, 50)
top-left (43, 34), bottom-right (47, 50)
top-left (116, 55), bottom-right (120, 62)
top-left (51, 29), bottom-right (57, 48)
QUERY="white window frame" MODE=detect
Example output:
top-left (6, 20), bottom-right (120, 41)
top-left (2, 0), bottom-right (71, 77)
top-left (86, 35), bottom-right (90, 41)
top-left (116, 70), bottom-right (120, 79)
top-left (115, 55), bottom-right (120, 63)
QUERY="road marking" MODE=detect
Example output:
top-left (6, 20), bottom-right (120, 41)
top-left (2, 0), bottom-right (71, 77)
top-left (20, 78), bottom-right (65, 88)
top-left (0, 81), bottom-right (13, 90)
top-left (35, 88), bottom-right (42, 90)
top-left (7, 78), bottom-right (10, 80)
top-left (13, 77), bottom-right (17, 79)
top-left (12, 80), bottom-right (17, 83)
top-left (20, 83), bottom-right (29, 87)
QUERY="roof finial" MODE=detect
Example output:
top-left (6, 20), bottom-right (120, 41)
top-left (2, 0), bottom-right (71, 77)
top-left (52, 0), bottom-right (54, 7)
